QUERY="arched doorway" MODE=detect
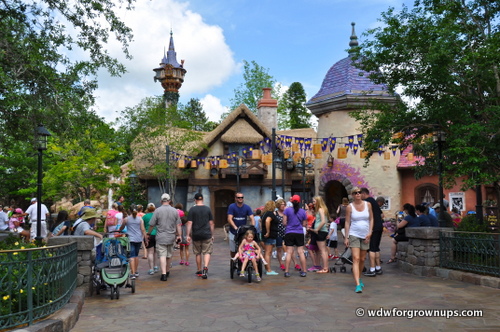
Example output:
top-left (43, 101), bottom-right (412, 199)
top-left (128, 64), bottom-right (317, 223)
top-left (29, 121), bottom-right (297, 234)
top-left (212, 189), bottom-right (235, 228)
top-left (323, 180), bottom-right (349, 217)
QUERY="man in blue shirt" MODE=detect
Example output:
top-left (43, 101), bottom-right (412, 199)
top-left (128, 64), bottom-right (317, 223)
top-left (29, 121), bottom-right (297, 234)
top-left (227, 192), bottom-right (254, 257)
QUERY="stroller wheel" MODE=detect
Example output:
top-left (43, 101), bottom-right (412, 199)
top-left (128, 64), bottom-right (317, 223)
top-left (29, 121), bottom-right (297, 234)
top-left (131, 279), bottom-right (136, 293)
top-left (230, 260), bottom-right (235, 279)
top-left (340, 266), bottom-right (346, 273)
top-left (247, 266), bottom-right (253, 283)
top-left (115, 286), bottom-right (120, 300)
top-left (330, 267), bottom-right (336, 273)
top-left (110, 286), bottom-right (115, 300)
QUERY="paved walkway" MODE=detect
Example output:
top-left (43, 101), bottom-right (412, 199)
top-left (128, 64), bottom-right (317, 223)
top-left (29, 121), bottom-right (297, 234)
top-left (72, 229), bottom-right (500, 331)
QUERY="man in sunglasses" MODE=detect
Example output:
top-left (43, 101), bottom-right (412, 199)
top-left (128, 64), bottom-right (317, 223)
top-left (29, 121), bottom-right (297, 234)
top-left (227, 192), bottom-right (255, 257)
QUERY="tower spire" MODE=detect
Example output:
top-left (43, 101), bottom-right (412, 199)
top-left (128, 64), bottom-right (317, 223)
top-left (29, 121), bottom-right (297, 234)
top-left (348, 22), bottom-right (358, 56)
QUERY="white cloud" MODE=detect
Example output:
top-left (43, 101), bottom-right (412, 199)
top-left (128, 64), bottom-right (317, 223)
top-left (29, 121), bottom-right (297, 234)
top-left (93, 0), bottom-right (238, 123)
top-left (200, 94), bottom-right (229, 122)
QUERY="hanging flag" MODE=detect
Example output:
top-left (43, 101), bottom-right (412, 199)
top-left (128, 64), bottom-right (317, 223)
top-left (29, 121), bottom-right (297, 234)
top-left (391, 145), bottom-right (398, 156)
top-left (348, 135), bottom-right (354, 149)
top-left (378, 145), bottom-right (384, 156)
top-left (329, 137), bottom-right (336, 152)
top-left (352, 144), bottom-right (359, 155)
top-left (357, 134), bottom-right (363, 148)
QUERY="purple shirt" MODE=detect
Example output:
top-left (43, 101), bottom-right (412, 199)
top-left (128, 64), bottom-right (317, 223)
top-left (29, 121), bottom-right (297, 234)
top-left (284, 207), bottom-right (307, 234)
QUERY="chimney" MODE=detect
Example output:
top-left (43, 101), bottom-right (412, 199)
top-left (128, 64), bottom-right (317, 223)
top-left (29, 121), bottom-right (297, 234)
top-left (257, 88), bottom-right (278, 131)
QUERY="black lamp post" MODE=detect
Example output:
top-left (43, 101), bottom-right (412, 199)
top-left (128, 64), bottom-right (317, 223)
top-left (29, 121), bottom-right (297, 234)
top-left (271, 128), bottom-right (277, 201)
top-left (296, 158), bottom-right (306, 204)
top-left (129, 172), bottom-right (137, 206)
top-left (165, 145), bottom-right (170, 194)
top-left (35, 124), bottom-right (51, 245)
top-left (433, 129), bottom-right (446, 227)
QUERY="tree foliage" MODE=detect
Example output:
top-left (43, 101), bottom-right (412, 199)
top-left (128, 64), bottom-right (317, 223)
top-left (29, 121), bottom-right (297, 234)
top-left (228, 60), bottom-right (280, 116)
top-left (352, 0), bottom-right (500, 189)
top-left (117, 96), bottom-right (206, 201)
top-left (180, 98), bottom-right (218, 131)
top-left (0, 0), bottom-right (135, 206)
top-left (44, 134), bottom-right (123, 201)
top-left (279, 82), bottom-right (311, 129)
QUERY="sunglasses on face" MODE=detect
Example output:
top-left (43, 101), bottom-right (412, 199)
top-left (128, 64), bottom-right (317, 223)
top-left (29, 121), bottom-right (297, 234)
top-left (236, 196), bottom-right (244, 199)
top-left (353, 191), bottom-right (362, 195)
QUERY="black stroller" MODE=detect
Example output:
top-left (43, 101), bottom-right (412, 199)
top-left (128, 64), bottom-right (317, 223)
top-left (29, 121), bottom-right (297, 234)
top-left (331, 230), bottom-right (367, 273)
top-left (229, 225), bottom-right (264, 283)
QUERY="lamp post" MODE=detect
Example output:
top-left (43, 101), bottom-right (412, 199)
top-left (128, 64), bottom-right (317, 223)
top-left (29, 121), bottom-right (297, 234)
top-left (433, 129), bottom-right (446, 227)
top-left (271, 128), bottom-right (277, 201)
top-left (296, 158), bottom-right (306, 204)
top-left (165, 145), bottom-right (170, 194)
top-left (35, 124), bottom-right (51, 245)
top-left (129, 172), bottom-right (137, 206)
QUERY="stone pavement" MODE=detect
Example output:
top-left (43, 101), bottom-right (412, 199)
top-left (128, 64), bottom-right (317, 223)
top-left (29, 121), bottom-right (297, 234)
top-left (71, 229), bottom-right (500, 331)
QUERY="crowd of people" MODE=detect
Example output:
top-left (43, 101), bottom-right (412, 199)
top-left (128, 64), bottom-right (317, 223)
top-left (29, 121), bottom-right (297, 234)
top-left (1, 189), bottom-right (464, 293)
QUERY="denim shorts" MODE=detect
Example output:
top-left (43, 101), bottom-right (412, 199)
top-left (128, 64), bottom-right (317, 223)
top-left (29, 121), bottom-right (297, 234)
top-left (263, 237), bottom-right (276, 245)
top-left (129, 242), bottom-right (142, 258)
top-left (275, 236), bottom-right (283, 247)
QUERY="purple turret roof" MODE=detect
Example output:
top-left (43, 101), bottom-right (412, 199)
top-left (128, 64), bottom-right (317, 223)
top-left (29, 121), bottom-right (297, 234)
top-left (306, 23), bottom-right (392, 106)
top-left (161, 30), bottom-right (182, 68)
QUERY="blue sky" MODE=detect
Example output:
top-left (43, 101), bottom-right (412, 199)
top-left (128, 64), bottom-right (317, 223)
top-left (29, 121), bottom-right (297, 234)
top-left (94, 0), bottom-right (411, 124)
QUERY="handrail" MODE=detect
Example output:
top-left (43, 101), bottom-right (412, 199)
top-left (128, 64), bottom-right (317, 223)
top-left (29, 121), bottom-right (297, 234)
top-left (0, 242), bottom-right (78, 330)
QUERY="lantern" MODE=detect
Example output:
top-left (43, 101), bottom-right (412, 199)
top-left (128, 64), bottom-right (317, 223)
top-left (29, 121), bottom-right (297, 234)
top-left (384, 151), bottom-right (391, 160)
top-left (312, 143), bottom-right (322, 154)
top-left (219, 159), bottom-right (228, 168)
top-left (177, 159), bottom-right (185, 168)
top-left (337, 147), bottom-right (347, 159)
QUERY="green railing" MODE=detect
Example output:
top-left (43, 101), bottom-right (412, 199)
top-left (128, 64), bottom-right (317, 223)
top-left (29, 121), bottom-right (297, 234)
top-left (0, 242), bottom-right (77, 330)
top-left (439, 231), bottom-right (500, 277)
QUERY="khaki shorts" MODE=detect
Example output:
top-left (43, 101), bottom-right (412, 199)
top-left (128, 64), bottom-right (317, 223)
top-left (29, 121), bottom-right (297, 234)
top-left (349, 235), bottom-right (370, 251)
top-left (156, 243), bottom-right (174, 258)
top-left (193, 239), bottom-right (213, 255)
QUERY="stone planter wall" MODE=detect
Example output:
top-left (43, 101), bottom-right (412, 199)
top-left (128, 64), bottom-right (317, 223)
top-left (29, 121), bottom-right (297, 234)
top-left (396, 227), bottom-right (500, 289)
top-left (48, 236), bottom-right (95, 296)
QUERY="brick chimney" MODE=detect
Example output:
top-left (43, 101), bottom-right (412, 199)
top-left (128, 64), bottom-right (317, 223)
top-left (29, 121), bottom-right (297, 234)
top-left (257, 87), bottom-right (278, 131)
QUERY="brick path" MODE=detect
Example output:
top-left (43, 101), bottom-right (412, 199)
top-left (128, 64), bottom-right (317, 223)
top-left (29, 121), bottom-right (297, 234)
top-left (71, 229), bottom-right (500, 331)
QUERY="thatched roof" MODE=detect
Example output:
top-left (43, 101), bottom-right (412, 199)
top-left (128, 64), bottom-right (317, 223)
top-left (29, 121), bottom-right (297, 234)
top-left (277, 128), bottom-right (317, 139)
top-left (204, 104), bottom-right (272, 147)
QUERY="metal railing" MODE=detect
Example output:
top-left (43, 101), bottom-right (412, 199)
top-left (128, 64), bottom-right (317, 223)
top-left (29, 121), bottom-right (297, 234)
top-left (0, 242), bottom-right (77, 330)
top-left (439, 231), bottom-right (500, 277)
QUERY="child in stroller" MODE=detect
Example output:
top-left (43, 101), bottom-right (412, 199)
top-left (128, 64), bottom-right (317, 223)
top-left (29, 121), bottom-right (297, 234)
top-left (230, 225), bottom-right (264, 283)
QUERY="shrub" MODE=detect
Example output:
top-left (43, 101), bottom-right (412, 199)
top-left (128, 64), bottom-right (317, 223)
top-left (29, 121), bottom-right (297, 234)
top-left (456, 215), bottom-right (489, 233)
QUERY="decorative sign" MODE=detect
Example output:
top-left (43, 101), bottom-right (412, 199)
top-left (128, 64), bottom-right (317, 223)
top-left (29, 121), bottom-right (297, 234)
top-left (449, 192), bottom-right (465, 212)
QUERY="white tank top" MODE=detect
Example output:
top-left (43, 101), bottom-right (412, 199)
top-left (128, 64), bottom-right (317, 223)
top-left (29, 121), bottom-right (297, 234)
top-left (349, 202), bottom-right (370, 239)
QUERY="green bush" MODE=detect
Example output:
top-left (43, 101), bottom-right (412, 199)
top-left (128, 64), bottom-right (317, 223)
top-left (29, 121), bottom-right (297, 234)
top-left (456, 215), bottom-right (489, 233)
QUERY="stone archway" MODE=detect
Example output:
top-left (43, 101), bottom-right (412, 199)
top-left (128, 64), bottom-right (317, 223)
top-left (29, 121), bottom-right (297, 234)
top-left (318, 172), bottom-right (354, 216)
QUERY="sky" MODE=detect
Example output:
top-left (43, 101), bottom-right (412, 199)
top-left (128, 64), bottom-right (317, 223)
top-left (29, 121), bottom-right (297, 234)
top-left (94, 0), bottom-right (411, 124)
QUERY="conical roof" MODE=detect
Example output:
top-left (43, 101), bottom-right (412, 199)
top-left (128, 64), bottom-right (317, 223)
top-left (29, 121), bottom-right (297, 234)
top-left (306, 23), bottom-right (394, 111)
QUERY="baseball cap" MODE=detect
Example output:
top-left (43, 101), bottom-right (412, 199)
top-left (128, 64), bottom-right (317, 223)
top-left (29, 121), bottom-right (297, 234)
top-left (161, 193), bottom-right (170, 202)
top-left (194, 193), bottom-right (203, 200)
top-left (291, 194), bottom-right (301, 203)
top-left (31, 197), bottom-right (37, 203)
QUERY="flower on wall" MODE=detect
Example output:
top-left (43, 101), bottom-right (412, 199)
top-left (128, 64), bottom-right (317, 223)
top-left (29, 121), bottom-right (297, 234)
top-left (321, 160), bottom-right (374, 194)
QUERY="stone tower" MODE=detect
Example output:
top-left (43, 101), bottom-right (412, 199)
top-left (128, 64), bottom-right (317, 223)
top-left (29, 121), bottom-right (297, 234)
top-left (153, 30), bottom-right (187, 107)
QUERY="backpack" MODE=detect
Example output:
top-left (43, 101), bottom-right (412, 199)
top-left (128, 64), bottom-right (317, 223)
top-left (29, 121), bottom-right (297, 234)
top-left (105, 210), bottom-right (118, 227)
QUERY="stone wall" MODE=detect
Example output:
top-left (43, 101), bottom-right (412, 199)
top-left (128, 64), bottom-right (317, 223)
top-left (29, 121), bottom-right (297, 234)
top-left (397, 227), bottom-right (448, 277)
top-left (47, 236), bottom-right (95, 296)
top-left (396, 227), bottom-right (500, 289)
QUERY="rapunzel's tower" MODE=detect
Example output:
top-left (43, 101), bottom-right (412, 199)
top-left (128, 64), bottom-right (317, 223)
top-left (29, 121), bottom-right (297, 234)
top-left (153, 31), bottom-right (186, 107)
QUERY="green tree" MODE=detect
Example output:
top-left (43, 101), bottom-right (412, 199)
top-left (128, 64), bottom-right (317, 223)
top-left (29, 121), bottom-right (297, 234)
top-left (180, 98), bottom-right (217, 131)
top-left (351, 0), bottom-right (500, 190)
top-left (279, 82), bottom-right (311, 129)
top-left (0, 0), bottom-right (134, 144)
top-left (44, 133), bottom-right (123, 202)
top-left (228, 60), bottom-right (280, 116)
top-left (117, 96), bottom-right (205, 201)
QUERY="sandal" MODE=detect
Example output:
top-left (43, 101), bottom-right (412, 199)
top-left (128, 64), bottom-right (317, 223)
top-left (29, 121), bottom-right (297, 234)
top-left (317, 269), bottom-right (329, 274)
top-left (387, 258), bottom-right (397, 264)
